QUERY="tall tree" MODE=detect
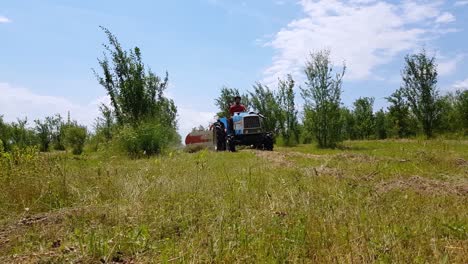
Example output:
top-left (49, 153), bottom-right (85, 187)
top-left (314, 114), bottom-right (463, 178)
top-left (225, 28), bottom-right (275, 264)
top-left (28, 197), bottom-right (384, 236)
top-left (249, 83), bottom-right (278, 133)
top-left (353, 97), bottom-right (375, 139)
top-left (301, 50), bottom-right (345, 148)
top-left (214, 86), bottom-right (249, 117)
top-left (94, 27), bottom-right (177, 128)
top-left (277, 75), bottom-right (299, 145)
top-left (401, 50), bottom-right (440, 138)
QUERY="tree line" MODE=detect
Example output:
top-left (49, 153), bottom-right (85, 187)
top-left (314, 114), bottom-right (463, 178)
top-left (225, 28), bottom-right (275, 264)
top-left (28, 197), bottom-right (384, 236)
top-left (1, 29), bottom-right (467, 155)
top-left (215, 49), bottom-right (468, 148)
top-left (0, 113), bottom-right (87, 154)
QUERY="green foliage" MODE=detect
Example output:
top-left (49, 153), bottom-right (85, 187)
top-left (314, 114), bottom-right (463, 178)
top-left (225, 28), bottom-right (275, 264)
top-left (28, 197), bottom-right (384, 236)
top-left (454, 90), bottom-right (468, 132)
top-left (94, 27), bottom-right (177, 128)
top-left (34, 118), bottom-right (52, 152)
top-left (386, 89), bottom-right (414, 138)
top-left (353, 97), bottom-right (375, 139)
top-left (0, 117), bottom-right (38, 151)
top-left (50, 114), bottom-right (66, 150)
top-left (95, 104), bottom-right (115, 141)
top-left (64, 124), bottom-right (87, 155)
top-left (215, 86), bottom-right (250, 117)
top-left (340, 107), bottom-right (357, 140)
top-left (401, 50), bottom-right (440, 138)
top-left (116, 120), bottom-right (179, 157)
top-left (277, 75), bottom-right (299, 146)
top-left (249, 83), bottom-right (279, 133)
top-left (374, 109), bottom-right (388, 139)
top-left (0, 117), bottom-right (9, 151)
top-left (301, 50), bottom-right (345, 148)
top-left (93, 27), bottom-right (179, 156)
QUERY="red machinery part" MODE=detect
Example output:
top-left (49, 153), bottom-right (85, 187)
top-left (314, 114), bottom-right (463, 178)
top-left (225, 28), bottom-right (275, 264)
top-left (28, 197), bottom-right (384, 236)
top-left (185, 131), bottom-right (212, 145)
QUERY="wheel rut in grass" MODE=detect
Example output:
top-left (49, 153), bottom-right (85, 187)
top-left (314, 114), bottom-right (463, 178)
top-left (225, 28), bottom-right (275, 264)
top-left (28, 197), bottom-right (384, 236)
top-left (376, 176), bottom-right (468, 196)
top-left (252, 150), bottom-right (325, 168)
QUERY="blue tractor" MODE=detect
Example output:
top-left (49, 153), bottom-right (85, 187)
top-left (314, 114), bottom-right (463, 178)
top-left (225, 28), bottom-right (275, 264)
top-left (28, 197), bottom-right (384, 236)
top-left (212, 112), bottom-right (274, 152)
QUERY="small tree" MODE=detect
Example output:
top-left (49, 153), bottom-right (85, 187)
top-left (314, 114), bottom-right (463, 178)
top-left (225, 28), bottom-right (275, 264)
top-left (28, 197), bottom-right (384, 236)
top-left (0, 116), bottom-right (9, 150)
top-left (95, 104), bottom-right (115, 141)
top-left (94, 27), bottom-right (179, 156)
top-left (9, 118), bottom-right (38, 148)
top-left (386, 89), bottom-right (413, 138)
top-left (301, 50), bottom-right (345, 148)
top-left (454, 90), bottom-right (468, 133)
top-left (374, 109), bottom-right (388, 139)
top-left (64, 124), bottom-right (87, 155)
top-left (215, 86), bottom-right (249, 117)
top-left (277, 75), bottom-right (299, 145)
top-left (353, 97), bottom-right (375, 139)
top-left (34, 118), bottom-right (52, 152)
top-left (94, 27), bottom-right (177, 128)
top-left (401, 50), bottom-right (440, 138)
top-left (50, 114), bottom-right (66, 150)
top-left (249, 83), bottom-right (279, 133)
top-left (340, 107), bottom-right (357, 140)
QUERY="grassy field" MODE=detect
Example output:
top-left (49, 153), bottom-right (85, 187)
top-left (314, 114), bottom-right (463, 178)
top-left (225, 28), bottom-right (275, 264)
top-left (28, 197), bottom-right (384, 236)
top-left (0, 140), bottom-right (467, 263)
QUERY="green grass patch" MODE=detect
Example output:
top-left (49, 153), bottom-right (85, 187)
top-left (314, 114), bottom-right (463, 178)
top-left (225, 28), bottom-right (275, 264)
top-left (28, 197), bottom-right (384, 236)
top-left (0, 140), bottom-right (467, 263)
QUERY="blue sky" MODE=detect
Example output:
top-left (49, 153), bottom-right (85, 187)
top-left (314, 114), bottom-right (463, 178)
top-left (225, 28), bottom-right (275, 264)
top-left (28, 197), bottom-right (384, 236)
top-left (1, 0), bottom-right (468, 138)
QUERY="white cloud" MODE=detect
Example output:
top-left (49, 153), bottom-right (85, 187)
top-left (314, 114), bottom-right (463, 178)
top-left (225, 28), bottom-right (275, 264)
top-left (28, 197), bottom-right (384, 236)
top-left (262, 0), bottom-right (455, 86)
top-left (0, 82), bottom-right (215, 139)
top-left (0, 83), bottom-right (103, 128)
top-left (0, 16), bottom-right (12, 23)
top-left (454, 1), bottom-right (468, 7)
top-left (438, 54), bottom-right (465, 76)
top-left (435, 12), bottom-right (455, 23)
top-left (452, 78), bottom-right (468, 91)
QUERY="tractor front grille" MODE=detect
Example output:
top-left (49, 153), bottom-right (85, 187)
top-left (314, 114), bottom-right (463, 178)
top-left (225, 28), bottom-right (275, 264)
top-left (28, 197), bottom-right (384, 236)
top-left (243, 116), bottom-right (260, 129)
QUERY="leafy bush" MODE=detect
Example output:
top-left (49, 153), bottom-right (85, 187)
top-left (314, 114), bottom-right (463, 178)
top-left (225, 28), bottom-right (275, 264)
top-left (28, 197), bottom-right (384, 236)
top-left (117, 121), bottom-right (179, 157)
top-left (64, 125), bottom-right (87, 155)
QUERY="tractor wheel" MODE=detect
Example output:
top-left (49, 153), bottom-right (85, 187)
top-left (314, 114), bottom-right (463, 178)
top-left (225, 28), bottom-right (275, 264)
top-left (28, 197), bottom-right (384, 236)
top-left (214, 126), bottom-right (226, 151)
top-left (227, 137), bottom-right (236, 152)
top-left (263, 134), bottom-right (274, 151)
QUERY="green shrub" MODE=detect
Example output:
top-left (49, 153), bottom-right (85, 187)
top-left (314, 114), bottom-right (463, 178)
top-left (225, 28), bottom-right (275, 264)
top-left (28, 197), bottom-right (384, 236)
top-left (117, 121), bottom-right (179, 157)
top-left (64, 125), bottom-right (87, 155)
